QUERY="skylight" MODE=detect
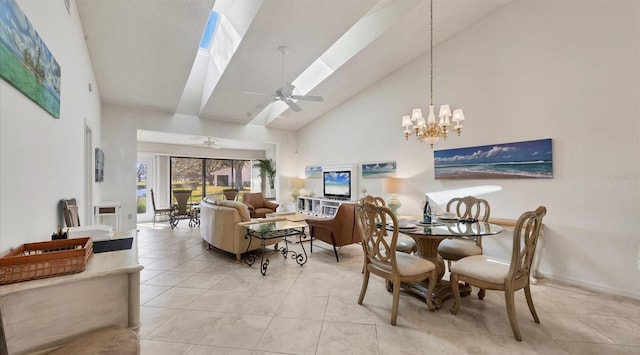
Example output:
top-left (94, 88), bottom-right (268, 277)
top-left (199, 11), bottom-right (219, 50)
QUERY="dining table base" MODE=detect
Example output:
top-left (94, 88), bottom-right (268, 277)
top-left (401, 279), bottom-right (473, 309)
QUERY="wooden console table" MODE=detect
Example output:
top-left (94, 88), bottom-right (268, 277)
top-left (0, 231), bottom-right (142, 354)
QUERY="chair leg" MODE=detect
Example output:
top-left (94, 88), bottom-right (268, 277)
top-left (505, 289), bottom-right (522, 341)
top-left (332, 244), bottom-right (339, 262)
top-left (329, 233), bottom-right (339, 262)
top-left (358, 269), bottom-right (370, 305)
top-left (524, 285), bottom-right (540, 323)
top-left (425, 272), bottom-right (436, 311)
top-left (478, 288), bottom-right (486, 300)
top-left (390, 279), bottom-right (401, 325)
top-left (450, 273), bottom-right (460, 314)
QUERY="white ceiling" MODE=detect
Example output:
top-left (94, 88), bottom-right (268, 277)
top-left (77, 0), bottom-right (514, 148)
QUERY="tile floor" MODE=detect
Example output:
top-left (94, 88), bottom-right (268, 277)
top-left (137, 223), bottom-right (640, 354)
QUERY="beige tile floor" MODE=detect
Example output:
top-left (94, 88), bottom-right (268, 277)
top-left (137, 223), bottom-right (640, 354)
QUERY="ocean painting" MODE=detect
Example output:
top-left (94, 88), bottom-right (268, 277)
top-left (0, 0), bottom-right (61, 118)
top-left (305, 165), bottom-right (322, 178)
top-left (362, 161), bottom-right (396, 179)
top-left (434, 139), bottom-right (553, 179)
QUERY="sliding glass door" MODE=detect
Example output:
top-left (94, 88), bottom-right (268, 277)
top-left (170, 157), bottom-right (252, 202)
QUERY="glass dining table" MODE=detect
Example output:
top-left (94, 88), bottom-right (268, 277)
top-left (400, 219), bottom-right (503, 308)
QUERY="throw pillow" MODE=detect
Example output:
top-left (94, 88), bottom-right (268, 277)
top-left (217, 200), bottom-right (251, 221)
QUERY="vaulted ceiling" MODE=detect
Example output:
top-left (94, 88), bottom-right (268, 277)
top-left (77, 0), bottom-right (514, 147)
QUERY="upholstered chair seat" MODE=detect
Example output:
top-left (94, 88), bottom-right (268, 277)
top-left (438, 238), bottom-right (482, 260)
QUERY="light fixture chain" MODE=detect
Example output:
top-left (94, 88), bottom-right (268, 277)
top-left (429, 0), bottom-right (433, 106)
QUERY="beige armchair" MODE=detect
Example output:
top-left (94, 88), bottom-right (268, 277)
top-left (355, 201), bottom-right (437, 325)
top-left (242, 192), bottom-right (279, 218)
top-left (450, 206), bottom-right (547, 341)
top-left (200, 198), bottom-right (284, 261)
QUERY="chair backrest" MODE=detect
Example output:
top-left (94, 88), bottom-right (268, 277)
top-left (333, 203), bottom-right (358, 241)
top-left (446, 196), bottom-right (491, 221)
top-left (360, 195), bottom-right (386, 207)
top-left (150, 189), bottom-right (158, 211)
top-left (61, 198), bottom-right (80, 227)
top-left (507, 206), bottom-right (546, 283)
top-left (356, 201), bottom-right (400, 272)
top-left (223, 189), bottom-right (239, 201)
top-left (173, 190), bottom-right (192, 215)
top-left (242, 192), bottom-right (264, 207)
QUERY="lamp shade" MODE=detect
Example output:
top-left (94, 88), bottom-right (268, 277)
top-left (401, 115), bottom-right (412, 127)
top-left (290, 177), bottom-right (305, 189)
top-left (382, 177), bottom-right (404, 194)
top-left (452, 109), bottom-right (465, 122)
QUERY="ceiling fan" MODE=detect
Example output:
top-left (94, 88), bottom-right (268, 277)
top-left (245, 46), bottom-right (323, 112)
top-left (202, 137), bottom-right (219, 149)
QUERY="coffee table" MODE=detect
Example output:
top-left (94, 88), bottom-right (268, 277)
top-left (243, 220), bottom-right (307, 275)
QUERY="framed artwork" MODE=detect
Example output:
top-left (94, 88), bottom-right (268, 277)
top-left (434, 138), bottom-right (553, 179)
top-left (95, 148), bottom-right (104, 182)
top-left (0, 0), bottom-right (61, 118)
top-left (305, 165), bottom-right (322, 178)
top-left (361, 161), bottom-right (397, 179)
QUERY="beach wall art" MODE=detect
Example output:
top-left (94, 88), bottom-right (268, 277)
top-left (361, 161), bottom-right (397, 179)
top-left (434, 139), bottom-right (553, 179)
top-left (0, 0), bottom-right (61, 118)
top-left (305, 165), bottom-right (322, 178)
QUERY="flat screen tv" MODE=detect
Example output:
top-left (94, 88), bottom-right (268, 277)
top-left (323, 170), bottom-right (351, 200)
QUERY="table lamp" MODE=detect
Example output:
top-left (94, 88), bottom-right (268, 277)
top-left (290, 177), bottom-right (305, 202)
top-left (382, 177), bottom-right (404, 216)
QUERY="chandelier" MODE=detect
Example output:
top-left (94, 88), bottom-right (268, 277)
top-left (401, 0), bottom-right (465, 148)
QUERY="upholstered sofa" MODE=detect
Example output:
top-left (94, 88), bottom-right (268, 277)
top-left (200, 197), bottom-right (284, 261)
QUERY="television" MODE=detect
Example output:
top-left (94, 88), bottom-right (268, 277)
top-left (323, 170), bottom-right (351, 200)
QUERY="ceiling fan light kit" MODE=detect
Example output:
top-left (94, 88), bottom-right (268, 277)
top-left (246, 46), bottom-right (323, 113)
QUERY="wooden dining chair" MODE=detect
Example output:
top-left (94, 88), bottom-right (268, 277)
top-left (355, 201), bottom-right (437, 325)
top-left (438, 196), bottom-right (491, 269)
top-left (450, 206), bottom-right (547, 341)
top-left (359, 195), bottom-right (416, 254)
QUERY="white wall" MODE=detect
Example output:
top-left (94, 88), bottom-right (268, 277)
top-left (101, 104), bottom-right (297, 231)
top-left (0, 0), bottom-right (102, 251)
top-left (297, 0), bottom-right (640, 298)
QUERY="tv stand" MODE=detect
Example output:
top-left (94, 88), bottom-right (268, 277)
top-left (297, 196), bottom-right (355, 218)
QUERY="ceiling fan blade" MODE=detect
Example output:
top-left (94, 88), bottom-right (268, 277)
top-left (256, 98), bottom-right (277, 110)
top-left (244, 91), bottom-right (276, 97)
top-left (284, 99), bottom-right (302, 112)
top-left (290, 95), bottom-right (323, 102)
top-left (282, 82), bottom-right (295, 96)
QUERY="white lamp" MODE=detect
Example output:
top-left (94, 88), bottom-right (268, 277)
top-left (290, 177), bottom-right (305, 202)
top-left (382, 177), bottom-right (405, 216)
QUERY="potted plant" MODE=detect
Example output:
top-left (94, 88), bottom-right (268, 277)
top-left (254, 159), bottom-right (276, 196)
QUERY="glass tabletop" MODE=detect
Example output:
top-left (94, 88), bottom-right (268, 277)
top-left (247, 220), bottom-right (306, 233)
top-left (406, 221), bottom-right (503, 237)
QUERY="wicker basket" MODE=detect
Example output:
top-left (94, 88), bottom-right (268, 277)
top-left (0, 237), bottom-right (93, 285)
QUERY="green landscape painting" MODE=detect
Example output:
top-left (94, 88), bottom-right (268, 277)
top-left (0, 0), bottom-right (61, 118)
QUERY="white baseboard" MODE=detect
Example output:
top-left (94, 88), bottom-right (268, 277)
top-left (542, 272), bottom-right (640, 301)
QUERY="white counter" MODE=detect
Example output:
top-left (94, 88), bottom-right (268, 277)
top-left (0, 230), bottom-right (143, 354)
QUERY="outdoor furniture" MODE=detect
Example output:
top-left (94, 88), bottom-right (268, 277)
top-left (61, 198), bottom-right (80, 227)
top-left (170, 189), bottom-right (192, 229)
top-left (150, 189), bottom-right (174, 225)
top-left (223, 189), bottom-right (239, 201)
